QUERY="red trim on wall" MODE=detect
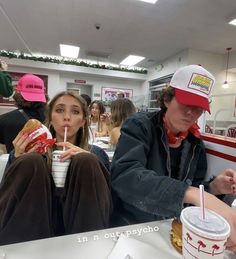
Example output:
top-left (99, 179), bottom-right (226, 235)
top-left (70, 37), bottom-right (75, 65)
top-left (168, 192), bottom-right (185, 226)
top-left (206, 149), bottom-right (236, 162)
top-left (202, 133), bottom-right (236, 148)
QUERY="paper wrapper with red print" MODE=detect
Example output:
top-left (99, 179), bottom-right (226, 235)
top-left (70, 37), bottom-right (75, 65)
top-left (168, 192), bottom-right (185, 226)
top-left (26, 124), bottom-right (56, 154)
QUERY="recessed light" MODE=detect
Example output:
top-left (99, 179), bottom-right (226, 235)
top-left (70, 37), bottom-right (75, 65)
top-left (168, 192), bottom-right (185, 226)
top-left (229, 19), bottom-right (236, 26)
top-left (120, 55), bottom-right (145, 66)
top-left (60, 44), bottom-right (80, 58)
top-left (138, 0), bottom-right (158, 4)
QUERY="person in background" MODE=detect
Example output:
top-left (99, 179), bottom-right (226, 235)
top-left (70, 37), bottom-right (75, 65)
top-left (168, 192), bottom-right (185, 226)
top-left (0, 91), bottom-right (112, 245)
top-left (89, 100), bottom-right (108, 138)
top-left (79, 94), bottom-right (110, 170)
top-left (116, 91), bottom-right (125, 99)
top-left (80, 93), bottom-right (91, 108)
top-left (0, 59), bottom-right (12, 154)
top-left (109, 98), bottom-right (136, 145)
top-left (111, 65), bottom-right (236, 252)
top-left (0, 74), bottom-right (47, 153)
top-left (0, 59), bottom-right (13, 98)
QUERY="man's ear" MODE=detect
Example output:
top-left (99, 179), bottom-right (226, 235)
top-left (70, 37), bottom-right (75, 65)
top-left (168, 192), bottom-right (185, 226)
top-left (164, 100), bottom-right (169, 108)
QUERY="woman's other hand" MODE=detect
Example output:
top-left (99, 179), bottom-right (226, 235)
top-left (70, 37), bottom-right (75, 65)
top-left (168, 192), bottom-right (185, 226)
top-left (100, 113), bottom-right (111, 126)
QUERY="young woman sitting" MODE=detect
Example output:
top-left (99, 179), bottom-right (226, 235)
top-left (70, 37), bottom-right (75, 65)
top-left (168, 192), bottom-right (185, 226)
top-left (0, 91), bottom-right (112, 245)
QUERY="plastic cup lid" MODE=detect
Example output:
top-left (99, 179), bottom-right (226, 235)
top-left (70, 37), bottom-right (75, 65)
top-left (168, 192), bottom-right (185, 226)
top-left (181, 207), bottom-right (230, 235)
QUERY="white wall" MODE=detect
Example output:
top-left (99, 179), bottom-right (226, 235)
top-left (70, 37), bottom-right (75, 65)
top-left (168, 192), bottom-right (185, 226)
top-left (2, 49), bottom-right (236, 121)
top-left (187, 49), bottom-right (236, 122)
top-left (59, 73), bottom-right (143, 101)
top-left (147, 48), bottom-right (236, 124)
top-left (139, 49), bottom-right (190, 106)
top-left (0, 58), bottom-right (146, 106)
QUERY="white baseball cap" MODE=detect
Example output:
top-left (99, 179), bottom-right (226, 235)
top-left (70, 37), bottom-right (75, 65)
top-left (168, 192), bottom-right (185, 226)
top-left (170, 65), bottom-right (215, 113)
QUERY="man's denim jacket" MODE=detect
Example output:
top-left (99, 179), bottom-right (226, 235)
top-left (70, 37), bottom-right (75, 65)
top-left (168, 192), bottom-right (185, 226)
top-left (111, 110), bottom-right (209, 225)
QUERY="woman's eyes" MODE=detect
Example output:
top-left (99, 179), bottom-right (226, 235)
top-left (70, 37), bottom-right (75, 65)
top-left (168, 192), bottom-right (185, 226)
top-left (55, 108), bottom-right (80, 114)
top-left (55, 108), bottom-right (64, 113)
top-left (72, 110), bottom-right (80, 114)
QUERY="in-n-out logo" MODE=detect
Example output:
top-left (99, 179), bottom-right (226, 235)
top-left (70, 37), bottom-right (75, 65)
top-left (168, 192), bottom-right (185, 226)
top-left (187, 73), bottom-right (214, 94)
top-left (184, 231), bottom-right (225, 258)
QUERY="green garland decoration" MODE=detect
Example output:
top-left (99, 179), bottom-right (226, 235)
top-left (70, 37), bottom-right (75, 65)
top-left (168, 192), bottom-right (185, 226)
top-left (0, 50), bottom-right (147, 74)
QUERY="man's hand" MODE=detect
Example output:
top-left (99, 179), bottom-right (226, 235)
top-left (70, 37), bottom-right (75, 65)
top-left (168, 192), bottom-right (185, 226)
top-left (209, 169), bottom-right (236, 195)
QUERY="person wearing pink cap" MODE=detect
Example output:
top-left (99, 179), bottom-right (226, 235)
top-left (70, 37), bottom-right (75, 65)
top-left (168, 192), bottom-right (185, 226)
top-left (16, 73), bottom-right (46, 103)
top-left (0, 73), bottom-right (47, 152)
top-left (111, 65), bottom-right (236, 252)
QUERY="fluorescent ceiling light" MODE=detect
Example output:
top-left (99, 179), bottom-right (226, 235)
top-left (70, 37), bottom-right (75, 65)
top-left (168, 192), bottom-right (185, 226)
top-left (138, 0), bottom-right (158, 4)
top-left (229, 19), bottom-right (236, 26)
top-left (120, 55), bottom-right (145, 66)
top-left (60, 44), bottom-right (80, 58)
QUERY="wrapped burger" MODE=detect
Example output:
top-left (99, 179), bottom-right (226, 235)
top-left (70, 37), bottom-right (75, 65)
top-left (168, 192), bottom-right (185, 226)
top-left (21, 119), bottom-right (56, 154)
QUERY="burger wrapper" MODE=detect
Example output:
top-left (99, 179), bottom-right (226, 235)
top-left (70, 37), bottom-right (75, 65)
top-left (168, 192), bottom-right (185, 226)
top-left (26, 124), bottom-right (56, 154)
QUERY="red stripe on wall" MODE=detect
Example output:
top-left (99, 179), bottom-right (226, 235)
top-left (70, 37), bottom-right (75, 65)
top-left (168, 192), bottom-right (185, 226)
top-left (202, 134), bottom-right (236, 148)
top-left (206, 149), bottom-right (236, 162)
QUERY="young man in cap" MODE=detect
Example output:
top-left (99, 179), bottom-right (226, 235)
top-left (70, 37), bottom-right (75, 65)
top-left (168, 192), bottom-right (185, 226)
top-left (111, 65), bottom-right (236, 251)
top-left (0, 74), bottom-right (47, 152)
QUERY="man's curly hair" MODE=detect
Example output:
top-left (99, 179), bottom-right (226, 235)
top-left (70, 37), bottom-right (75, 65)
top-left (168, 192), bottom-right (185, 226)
top-left (158, 85), bottom-right (175, 112)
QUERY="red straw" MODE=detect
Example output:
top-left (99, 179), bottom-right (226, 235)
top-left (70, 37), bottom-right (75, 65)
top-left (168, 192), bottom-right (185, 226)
top-left (199, 184), bottom-right (205, 220)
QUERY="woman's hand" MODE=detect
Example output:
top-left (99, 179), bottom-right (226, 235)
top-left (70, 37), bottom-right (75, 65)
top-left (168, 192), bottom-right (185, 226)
top-left (209, 169), bottom-right (236, 195)
top-left (100, 113), bottom-right (111, 126)
top-left (55, 141), bottom-right (89, 161)
top-left (12, 131), bottom-right (39, 157)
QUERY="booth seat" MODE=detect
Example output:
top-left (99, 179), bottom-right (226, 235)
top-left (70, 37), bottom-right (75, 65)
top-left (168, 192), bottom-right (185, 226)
top-left (201, 133), bottom-right (236, 179)
top-left (202, 133), bottom-right (236, 206)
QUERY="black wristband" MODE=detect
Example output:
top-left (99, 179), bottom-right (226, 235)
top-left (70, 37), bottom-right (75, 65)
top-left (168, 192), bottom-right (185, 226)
top-left (202, 176), bottom-right (216, 193)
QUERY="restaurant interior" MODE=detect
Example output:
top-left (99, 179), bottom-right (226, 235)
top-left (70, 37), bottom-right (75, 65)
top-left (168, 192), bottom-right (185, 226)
top-left (0, 0), bottom-right (235, 258)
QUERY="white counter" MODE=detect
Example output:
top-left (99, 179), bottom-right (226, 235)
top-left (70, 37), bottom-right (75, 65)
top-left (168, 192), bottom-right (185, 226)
top-left (0, 220), bottom-right (234, 259)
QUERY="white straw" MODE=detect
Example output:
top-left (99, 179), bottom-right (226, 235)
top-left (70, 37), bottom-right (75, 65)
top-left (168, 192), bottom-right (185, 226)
top-left (63, 126), bottom-right (67, 151)
top-left (199, 184), bottom-right (205, 220)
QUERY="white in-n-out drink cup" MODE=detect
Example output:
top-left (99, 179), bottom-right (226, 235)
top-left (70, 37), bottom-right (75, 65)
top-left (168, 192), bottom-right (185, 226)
top-left (180, 207), bottom-right (230, 259)
top-left (51, 150), bottom-right (71, 188)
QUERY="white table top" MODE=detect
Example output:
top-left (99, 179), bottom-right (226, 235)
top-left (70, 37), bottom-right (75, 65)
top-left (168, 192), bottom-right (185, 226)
top-left (91, 137), bottom-right (115, 161)
top-left (91, 137), bottom-right (110, 150)
top-left (0, 220), bottom-right (234, 259)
